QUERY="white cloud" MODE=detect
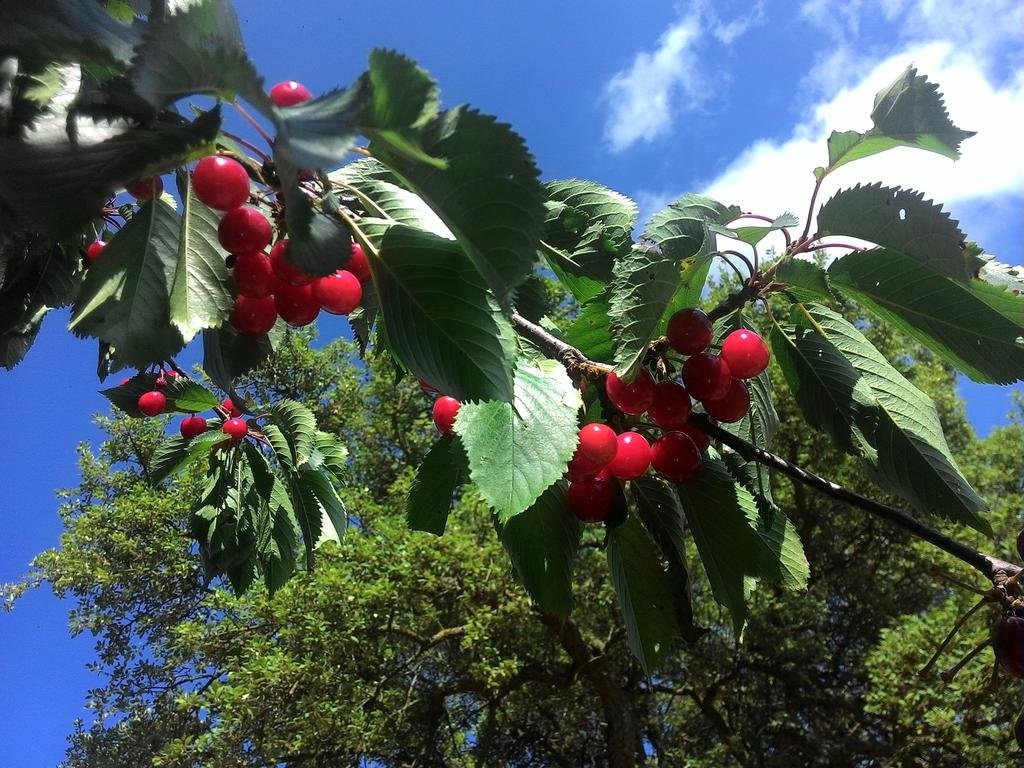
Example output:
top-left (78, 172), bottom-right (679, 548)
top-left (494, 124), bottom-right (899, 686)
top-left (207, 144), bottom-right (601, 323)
top-left (634, 42), bottom-right (1024, 250)
top-left (602, 15), bottom-right (703, 152)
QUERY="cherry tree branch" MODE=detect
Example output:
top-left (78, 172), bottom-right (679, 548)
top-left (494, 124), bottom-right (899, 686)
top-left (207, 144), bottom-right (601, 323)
top-left (508, 312), bottom-right (1022, 588)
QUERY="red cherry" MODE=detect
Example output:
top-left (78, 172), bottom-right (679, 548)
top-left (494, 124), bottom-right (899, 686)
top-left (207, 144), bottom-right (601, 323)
top-left (720, 329), bottom-right (770, 379)
top-left (433, 396), bottom-right (460, 437)
top-left (137, 390), bottom-right (166, 417)
top-left (604, 369), bottom-right (655, 415)
top-left (269, 240), bottom-right (313, 286)
top-left (221, 398), bottom-right (242, 418)
top-left (179, 415), bottom-right (208, 440)
top-left (346, 242), bottom-right (372, 282)
top-left (651, 431), bottom-right (702, 483)
top-left (229, 295), bottom-right (278, 337)
top-left (313, 270), bottom-right (362, 315)
top-left (218, 206), bottom-right (272, 254)
top-left (577, 423), bottom-right (618, 466)
top-left (192, 155), bottom-right (250, 211)
top-left (126, 176), bottom-right (163, 201)
top-left (269, 81), bottom-right (313, 107)
top-left (232, 251), bottom-right (277, 298)
top-left (666, 308), bottom-right (713, 355)
top-left (84, 240), bottom-right (106, 266)
top-left (222, 417), bottom-right (249, 441)
top-left (607, 432), bottom-right (651, 481)
top-left (648, 380), bottom-right (692, 430)
top-left (567, 450), bottom-right (603, 482)
top-left (274, 282), bottom-right (320, 326)
top-left (994, 616), bottom-right (1024, 678)
top-left (154, 375), bottom-right (167, 388)
top-left (682, 353), bottom-right (732, 402)
top-left (678, 423), bottom-right (710, 453)
top-left (567, 472), bottom-right (616, 523)
top-left (702, 378), bottom-right (750, 423)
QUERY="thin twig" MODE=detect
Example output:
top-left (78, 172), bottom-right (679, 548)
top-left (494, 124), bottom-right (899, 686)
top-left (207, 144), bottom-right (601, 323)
top-left (919, 597), bottom-right (990, 678)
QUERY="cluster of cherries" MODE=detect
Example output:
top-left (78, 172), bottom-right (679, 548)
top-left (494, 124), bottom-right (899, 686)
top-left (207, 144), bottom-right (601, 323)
top-left (133, 371), bottom-right (251, 441)
top-left (84, 80), bottom-right (371, 336)
top-left (566, 308), bottom-right (770, 523)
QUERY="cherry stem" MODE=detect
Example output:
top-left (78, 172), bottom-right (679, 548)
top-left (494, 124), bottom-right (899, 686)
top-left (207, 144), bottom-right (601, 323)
top-left (714, 252), bottom-right (748, 284)
top-left (800, 176), bottom-right (824, 243)
top-left (221, 129), bottom-right (271, 163)
top-left (800, 241), bottom-right (865, 254)
top-left (231, 100), bottom-right (274, 146)
top-left (919, 597), bottom-right (989, 678)
top-left (940, 637), bottom-right (990, 683)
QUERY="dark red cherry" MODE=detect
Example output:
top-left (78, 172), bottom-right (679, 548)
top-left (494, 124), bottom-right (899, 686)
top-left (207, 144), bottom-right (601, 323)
top-left (229, 295), bottom-right (278, 337)
top-left (604, 369), bottom-right (655, 415)
top-left (269, 239), bottom-right (314, 286)
top-left (218, 206), bottom-right (272, 254)
top-left (274, 282), bottom-right (320, 327)
top-left (232, 251), bottom-right (277, 298)
top-left (607, 432), bottom-right (651, 481)
top-left (651, 431), bottom-right (702, 483)
top-left (567, 471), bottom-right (616, 523)
top-left (648, 380), bottom-right (692, 430)
top-left (666, 308), bottom-right (712, 355)
top-left (702, 378), bottom-right (750, 423)
top-left (682, 353), bottom-right (732, 402)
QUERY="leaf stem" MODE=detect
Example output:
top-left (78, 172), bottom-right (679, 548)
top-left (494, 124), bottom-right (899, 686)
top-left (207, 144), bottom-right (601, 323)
top-left (231, 101), bottom-right (274, 146)
top-left (799, 241), bottom-right (865, 254)
top-left (799, 176), bottom-right (824, 244)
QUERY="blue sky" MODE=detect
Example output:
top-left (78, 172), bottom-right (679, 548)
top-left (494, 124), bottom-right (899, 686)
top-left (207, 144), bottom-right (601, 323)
top-left (2, 1), bottom-right (1022, 764)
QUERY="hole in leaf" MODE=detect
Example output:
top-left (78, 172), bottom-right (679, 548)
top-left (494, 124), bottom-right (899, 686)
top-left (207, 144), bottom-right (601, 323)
top-left (898, 209), bottom-right (907, 220)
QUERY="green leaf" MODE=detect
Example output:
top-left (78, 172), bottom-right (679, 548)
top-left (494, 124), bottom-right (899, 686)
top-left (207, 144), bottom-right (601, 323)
top-left (406, 438), bottom-right (463, 536)
top-left (498, 482), bottom-right (580, 616)
top-left (454, 358), bottom-right (581, 523)
top-left (539, 241), bottom-right (608, 304)
top-left (828, 248), bottom-right (1024, 384)
top-left (775, 258), bottom-right (836, 304)
top-left (971, 253), bottom-right (1024, 301)
top-left (299, 467), bottom-right (348, 545)
top-left (287, 473), bottom-right (323, 567)
top-left (606, 515), bottom-right (681, 674)
top-left (821, 66), bottom-right (975, 175)
top-left (69, 200), bottom-right (185, 367)
top-left (313, 431), bottom-right (350, 482)
top-left (0, 0), bottom-right (142, 67)
top-left (163, 378), bottom-right (221, 414)
top-left (268, 400), bottom-right (317, 468)
top-left (611, 195), bottom-right (739, 377)
top-left (330, 158), bottom-right (451, 237)
top-left (128, 0), bottom-right (268, 111)
top-left (676, 456), bottom-right (807, 634)
top-left (244, 443), bottom-right (298, 594)
top-left (202, 322), bottom-right (283, 393)
top-left (773, 302), bottom-right (988, 530)
top-left (0, 108), bottom-right (220, 238)
top-left (169, 171), bottom-right (233, 341)
top-left (631, 478), bottom-right (702, 641)
top-left (372, 106), bottom-right (546, 303)
top-left (150, 430), bottom-right (224, 485)
top-left (712, 212), bottom-right (798, 247)
top-left (363, 222), bottom-right (516, 402)
top-left (564, 291), bottom-right (615, 363)
top-left (817, 184), bottom-right (968, 280)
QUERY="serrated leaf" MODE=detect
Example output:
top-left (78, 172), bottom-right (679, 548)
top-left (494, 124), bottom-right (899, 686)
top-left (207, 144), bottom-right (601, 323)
top-left (712, 212), bottom-right (798, 247)
top-left (330, 158), bottom-right (451, 237)
top-left (606, 515), bottom-right (681, 674)
top-left (676, 456), bottom-right (807, 634)
top-left (539, 241), bottom-right (608, 304)
top-left (406, 438), bottom-right (463, 535)
top-left (817, 184), bottom-right (968, 280)
top-left (775, 258), bottom-right (836, 303)
top-left (0, 0), bottom-right (142, 66)
top-left (169, 171), bottom-right (233, 341)
top-left (498, 482), bottom-right (580, 616)
top-left (774, 302), bottom-right (988, 531)
top-left (313, 431), bottom-right (349, 482)
top-left (611, 195), bottom-right (739, 377)
top-left (372, 106), bottom-right (545, 303)
top-left (287, 473), bottom-right (323, 567)
top-left (244, 443), bottom-right (298, 594)
top-left (299, 468), bottom-right (347, 545)
top-left (565, 291), bottom-right (615, 363)
top-left (361, 222), bottom-right (516, 402)
top-left (202, 322), bottom-right (283, 393)
top-left (128, 0), bottom-right (268, 111)
top-left (971, 253), bottom-right (1024, 301)
top-left (69, 199), bottom-right (185, 366)
top-left (163, 378), bottom-right (220, 413)
top-left (828, 248), bottom-right (1024, 384)
top-left (454, 358), bottom-right (581, 522)
top-left (0, 108), bottom-right (220, 238)
top-left (268, 399), bottom-right (317, 467)
top-left (822, 66), bottom-right (975, 174)
top-left (150, 430), bottom-right (224, 485)
top-left (261, 424), bottom-right (294, 472)
top-left (631, 478), bottom-right (702, 641)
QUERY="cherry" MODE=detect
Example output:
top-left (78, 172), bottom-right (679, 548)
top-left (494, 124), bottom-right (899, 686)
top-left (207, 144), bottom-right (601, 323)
top-left (137, 390), bottom-right (166, 417)
top-left (605, 369), bottom-right (655, 415)
top-left (648, 380), bottom-right (692, 430)
top-left (607, 432), bottom-right (651, 481)
top-left (269, 240), bottom-right (314, 286)
top-left (346, 242), bottom-right (372, 282)
top-left (221, 399), bottom-right (242, 418)
top-left (179, 415), bottom-right (208, 440)
top-left (702, 378), bottom-right (750, 423)
top-left (230, 295), bottom-right (278, 337)
top-left (84, 240), bottom-right (106, 266)
top-left (269, 80), bottom-right (313, 107)
top-left (232, 251), bottom-right (277, 298)
top-left (222, 417), bottom-right (249, 441)
top-left (678, 422), bottom-right (711, 453)
top-left (721, 329), bottom-right (770, 379)
top-left (154, 374), bottom-right (167, 388)
top-left (567, 471), bottom-right (616, 523)
top-left (126, 176), bottom-right (163, 201)
top-left (651, 431), bottom-right (702, 483)
top-left (313, 270), bottom-right (362, 315)
top-left (567, 450), bottom-right (603, 482)
top-left (577, 422), bottom-right (618, 466)
top-left (666, 308), bottom-right (713, 355)
top-left (218, 206), bottom-right (272, 254)
top-left (192, 155), bottom-right (250, 211)
top-left (274, 282), bottom-right (320, 326)
top-left (433, 396), bottom-right (461, 437)
top-left (994, 616), bottom-right (1024, 678)
top-left (682, 353), bottom-right (732, 402)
